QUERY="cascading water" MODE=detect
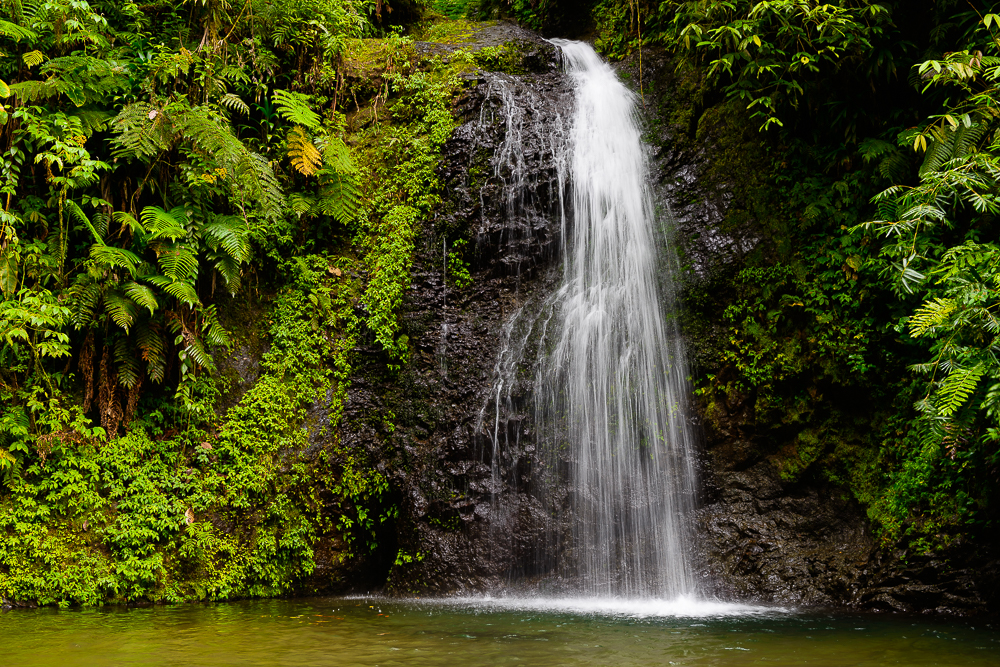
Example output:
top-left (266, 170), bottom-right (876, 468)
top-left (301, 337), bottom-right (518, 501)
top-left (541, 39), bottom-right (697, 597)
top-left (483, 40), bottom-right (698, 598)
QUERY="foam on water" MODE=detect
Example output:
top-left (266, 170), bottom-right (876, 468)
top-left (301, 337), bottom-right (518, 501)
top-left (364, 595), bottom-right (788, 619)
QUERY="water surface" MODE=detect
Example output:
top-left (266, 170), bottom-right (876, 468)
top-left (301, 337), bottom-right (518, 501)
top-left (4, 596), bottom-right (996, 666)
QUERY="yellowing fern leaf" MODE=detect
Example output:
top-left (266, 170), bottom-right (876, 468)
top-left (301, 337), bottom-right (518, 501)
top-left (288, 126), bottom-right (322, 177)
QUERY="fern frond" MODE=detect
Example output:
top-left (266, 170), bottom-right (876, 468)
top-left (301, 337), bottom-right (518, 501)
top-left (287, 192), bottom-right (315, 216)
top-left (936, 364), bottom-right (984, 417)
top-left (112, 211), bottom-right (144, 235)
top-left (90, 244), bottom-right (140, 272)
top-left (104, 291), bottom-right (137, 332)
top-left (909, 297), bottom-right (956, 337)
top-left (22, 50), bottom-right (44, 67)
top-left (65, 200), bottom-right (103, 244)
top-left (136, 323), bottom-right (167, 383)
top-left (111, 102), bottom-right (170, 159)
top-left (122, 281), bottom-right (159, 314)
top-left (141, 205), bottom-right (188, 240)
top-left (219, 93), bottom-right (250, 115)
top-left (68, 281), bottom-right (103, 327)
top-left (288, 126), bottom-right (322, 176)
top-left (321, 137), bottom-right (355, 173)
top-left (200, 305), bottom-right (231, 349)
top-left (155, 243), bottom-right (199, 281)
top-left (201, 216), bottom-right (250, 263)
top-left (114, 337), bottom-right (141, 388)
top-left (318, 172), bottom-right (361, 225)
top-left (160, 278), bottom-right (201, 306)
top-left (173, 108), bottom-right (284, 220)
top-left (0, 19), bottom-right (37, 42)
top-left (272, 89), bottom-right (321, 130)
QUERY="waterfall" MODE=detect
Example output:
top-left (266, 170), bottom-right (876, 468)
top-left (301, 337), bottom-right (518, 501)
top-left (536, 39), bottom-right (698, 598)
top-left (478, 40), bottom-right (696, 598)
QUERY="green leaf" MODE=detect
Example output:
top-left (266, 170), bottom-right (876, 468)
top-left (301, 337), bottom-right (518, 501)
top-left (122, 281), bottom-right (159, 314)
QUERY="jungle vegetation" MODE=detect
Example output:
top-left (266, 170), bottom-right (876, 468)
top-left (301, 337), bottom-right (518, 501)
top-left (0, 0), bottom-right (997, 604)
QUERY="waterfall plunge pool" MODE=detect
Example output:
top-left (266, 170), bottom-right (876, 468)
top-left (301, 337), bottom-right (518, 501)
top-left (4, 596), bottom-right (996, 666)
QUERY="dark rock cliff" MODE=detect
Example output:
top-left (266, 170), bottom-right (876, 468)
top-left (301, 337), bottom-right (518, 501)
top-left (328, 29), bottom-right (997, 615)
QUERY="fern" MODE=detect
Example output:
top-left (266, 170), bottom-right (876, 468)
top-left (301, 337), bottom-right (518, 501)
top-left (935, 364), bottom-right (985, 417)
top-left (154, 243), bottom-right (199, 281)
top-left (288, 126), bottom-right (322, 176)
top-left (0, 19), bottom-right (36, 42)
top-left (919, 121), bottom-right (987, 177)
top-left (909, 297), bottom-right (957, 337)
top-left (136, 322), bottom-right (167, 383)
top-left (272, 89), bottom-right (322, 130)
top-left (111, 103), bottom-right (170, 159)
top-left (174, 108), bottom-right (285, 220)
top-left (90, 245), bottom-right (141, 272)
top-left (123, 281), bottom-right (159, 315)
top-left (141, 206), bottom-right (188, 240)
top-left (201, 216), bottom-right (250, 263)
top-left (114, 337), bottom-right (141, 388)
top-left (219, 93), bottom-right (250, 115)
top-left (104, 291), bottom-right (137, 332)
top-left (22, 50), bottom-right (44, 67)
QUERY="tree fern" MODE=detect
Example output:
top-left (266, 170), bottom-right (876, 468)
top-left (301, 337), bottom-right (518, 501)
top-left (104, 291), bottom-right (137, 331)
top-left (219, 93), bottom-right (250, 115)
top-left (272, 89), bottom-right (321, 130)
top-left (934, 364), bottom-right (985, 417)
top-left (288, 126), bottom-right (323, 176)
top-left (135, 322), bottom-right (168, 384)
top-left (141, 206), bottom-right (189, 240)
top-left (0, 18), bottom-right (36, 42)
top-left (90, 244), bottom-right (141, 272)
top-left (122, 281), bottom-right (159, 315)
top-left (153, 243), bottom-right (199, 282)
top-left (111, 103), bottom-right (170, 159)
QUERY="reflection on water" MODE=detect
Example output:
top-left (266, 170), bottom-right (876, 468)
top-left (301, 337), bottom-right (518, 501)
top-left (3, 596), bottom-right (997, 666)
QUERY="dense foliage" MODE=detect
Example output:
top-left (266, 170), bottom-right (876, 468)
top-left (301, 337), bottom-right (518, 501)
top-left (2, 0), bottom-right (998, 605)
top-left (0, 0), bottom-right (477, 603)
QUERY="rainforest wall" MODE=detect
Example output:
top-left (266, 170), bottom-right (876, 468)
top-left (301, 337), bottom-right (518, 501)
top-left (0, 0), bottom-right (998, 612)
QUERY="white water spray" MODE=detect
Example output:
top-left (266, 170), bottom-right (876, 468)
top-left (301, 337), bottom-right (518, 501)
top-left (532, 40), bottom-right (697, 597)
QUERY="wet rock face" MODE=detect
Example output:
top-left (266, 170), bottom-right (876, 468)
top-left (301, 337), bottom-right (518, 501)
top-left (338, 37), bottom-right (573, 594)
top-left (690, 453), bottom-right (874, 606)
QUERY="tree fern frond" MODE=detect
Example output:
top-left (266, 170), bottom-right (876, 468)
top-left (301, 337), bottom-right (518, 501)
top-left (111, 102), bottom-right (169, 159)
top-left (68, 282), bottom-right (103, 327)
top-left (272, 89), bottom-right (321, 130)
top-left (90, 244), bottom-right (140, 272)
top-left (909, 297), bottom-right (956, 337)
top-left (104, 291), bottom-right (137, 332)
top-left (141, 205), bottom-right (188, 240)
top-left (136, 323), bottom-right (167, 383)
top-left (0, 19), bottom-right (37, 42)
top-left (173, 108), bottom-right (284, 219)
top-left (201, 216), bottom-right (250, 263)
top-left (318, 172), bottom-right (361, 225)
top-left (65, 200), bottom-right (103, 244)
top-left (200, 304), bottom-right (231, 348)
top-left (114, 337), bottom-right (141, 388)
top-left (22, 50), bottom-right (44, 67)
top-left (219, 92), bottom-right (250, 115)
top-left (122, 281), bottom-right (159, 315)
top-left (288, 126), bottom-right (322, 176)
top-left (161, 279), bottom-right (200, 306)
top-left (935, 364), bottom-right (984, 417)
top-left (155, 243), bottom-right (199, 281)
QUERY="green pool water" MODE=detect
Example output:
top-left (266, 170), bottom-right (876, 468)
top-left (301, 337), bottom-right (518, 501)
top-left (2, 596), bottom-right (996, 666)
